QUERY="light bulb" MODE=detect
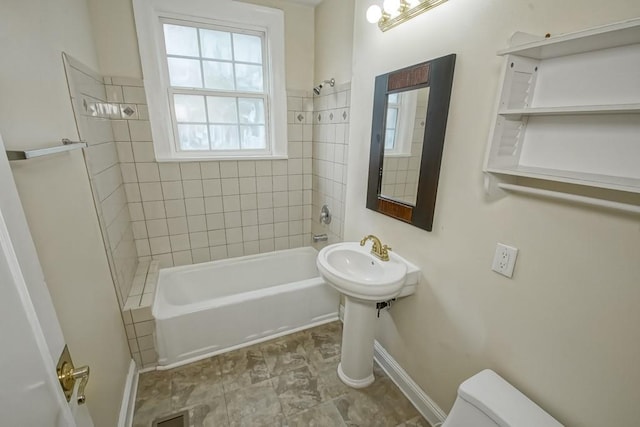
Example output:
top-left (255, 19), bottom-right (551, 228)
top-left (366, 5), bottom-right (383, 23)
top-left (383, 0), bottom-right (401, 14)
top-left (407, 0), bottom-right (422, 6)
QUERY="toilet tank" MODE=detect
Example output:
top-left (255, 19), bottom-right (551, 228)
top-left (442, 370), bottom-right (564, 427)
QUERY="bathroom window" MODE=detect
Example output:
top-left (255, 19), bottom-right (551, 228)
top-left (163, 22), bottom-right (269, 152)
top-left (384, 89), bottom-right (423, 157)
top-left (133, 0), bottom-right (287, 161)
top-left (385, 93), bottom-right (401, 150)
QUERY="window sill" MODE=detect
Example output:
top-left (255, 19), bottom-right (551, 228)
top-left (155, 154), bottom-right (289, 162)
top-left (383, 152), bottom-right (412, 158)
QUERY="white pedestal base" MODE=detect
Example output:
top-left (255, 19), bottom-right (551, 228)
top-left (338, 296), bottom-right (377, 388)
top-left (337, 362), bottom-right (374, 388)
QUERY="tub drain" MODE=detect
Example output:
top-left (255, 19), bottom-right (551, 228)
top-left (152, 410), bottom-right (189, 427)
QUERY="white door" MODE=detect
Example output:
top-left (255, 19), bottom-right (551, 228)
top-left (0, 134), bottom-right (94, 426)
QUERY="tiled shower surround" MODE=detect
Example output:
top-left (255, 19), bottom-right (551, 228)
top-left (65, 64), bottom-right (350, 368)
top-left (312, 83), bottom-right (350, 245)
top-left (110, 79), bottom-right (317, 267)
top-left (64, 56), bottom-right (138, 309)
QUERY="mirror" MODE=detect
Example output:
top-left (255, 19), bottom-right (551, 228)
top-left (367, 54), bottom-right (456, 231)
top-left (380, 87), bottom-right (430, 206)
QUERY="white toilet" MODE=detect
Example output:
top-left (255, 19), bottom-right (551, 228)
top-left (442, 369), bottom-right (564, 427)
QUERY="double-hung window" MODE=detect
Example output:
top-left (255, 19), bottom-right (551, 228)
top-left (133, 0), bottom-right (287, 161)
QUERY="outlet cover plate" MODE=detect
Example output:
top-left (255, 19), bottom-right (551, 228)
top-left (492, 243), bottom-right (518, 278)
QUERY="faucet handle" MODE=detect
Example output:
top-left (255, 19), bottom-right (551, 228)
top-left (380, 245), bottom-right (391, 261)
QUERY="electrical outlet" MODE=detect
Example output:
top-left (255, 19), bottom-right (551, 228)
top-left (492, 243), bottom-right (518, 278)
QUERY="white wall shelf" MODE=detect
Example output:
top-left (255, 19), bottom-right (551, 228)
top-left (484, 18), bottom-right (640, 212)
top-left (498, 103), bottom-right (640, 119)
top-left (497, 17), bottom-right (640, 59)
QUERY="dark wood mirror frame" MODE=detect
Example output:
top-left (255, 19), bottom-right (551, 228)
top-left (366, 54), bottom-right (456, 231)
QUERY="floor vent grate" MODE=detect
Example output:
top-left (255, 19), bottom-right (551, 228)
top-left (152, 410), bottom-right (189, 427)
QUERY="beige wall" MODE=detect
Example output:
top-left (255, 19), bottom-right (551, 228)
top-left (346, 1), bottom-right (640, 426)
top-left (314, 0), bottom-right (354, 85)
top-left (88, 0), bottom-right (142, 79)
top-left (0, 0), bottom-right (131, 426)
top-left (88, 0), bottom-right (315, 91)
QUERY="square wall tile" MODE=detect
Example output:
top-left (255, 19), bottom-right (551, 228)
top-left (162, 181), bottom-right (184, 200)
top-left (139, 182), bottom-right (163, 201)
top-left (146, 219), bottom-right (168, 237)
top-left (210, 245), bottom-right (227, 260)
top-left (132, 141), bottom-right (155, 162)
top-left (180, 162), bottom-right (202, 180)
top-left (240, 194), bottom-right (257, 210)
top-left (189, 232), bottom-right (209, 249)
top-left (206, 213), bottom-right (225, 230)
top-left (219, 161), bottom-right (238, 178)
top-left (170, 234), bottom-right (191, 252)
top-left (123, 86), bottom-right (147, 104)
top-left (149, 236), bottom-right (171, 254)
top-left (238, 161), bottom-right (255, 177)
top-left (201, 162), bottom-right (220, 179)
top-left (185, 198), bottom-right (205, 215)
top-left (128, 120), bottom-right (152, 141)
top-left (173, 250), bottom-right (193, 266)
top-left (183, 180), bottom-right (204, 198)
top-left (167, 217), bottom-right (188, 235)
top-left (159, 163), bottom-right (181, 181)
top-left (142, 201), bottom-right (166, 219)
top-left (136, 163), bottom-right (160, 182)
top-left (203, 179), bottom-right (222, 197)
top-left (164, 200), bottom-right (186, 218)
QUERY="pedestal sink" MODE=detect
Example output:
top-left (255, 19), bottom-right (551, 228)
top-left (316, 241), bottom-right (420, 388)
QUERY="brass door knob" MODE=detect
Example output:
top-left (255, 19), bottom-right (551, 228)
top-left (56, 346), bottom-right (90, 404)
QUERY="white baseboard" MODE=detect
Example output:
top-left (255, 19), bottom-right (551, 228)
top-left (373, 341), bottom-right (447, 427)
top-left (118, 360), bottom-right (139, 427)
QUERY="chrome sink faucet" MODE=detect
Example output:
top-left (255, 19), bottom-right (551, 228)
top-left (360, 234), bottom-right (391, 261)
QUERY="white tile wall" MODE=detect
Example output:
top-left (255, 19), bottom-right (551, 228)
top-left (110, 79), bottom-right (315, 268)
top-left (311, 83), bottom-right (351, 245)
top-left (64, 58), bottom-right (138, 314)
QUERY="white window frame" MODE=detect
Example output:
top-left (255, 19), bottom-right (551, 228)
top-left (133, 0), bottom-right (288, 161)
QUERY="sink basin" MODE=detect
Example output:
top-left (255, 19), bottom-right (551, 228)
top-left (317, 242), bottom-right (408, 301)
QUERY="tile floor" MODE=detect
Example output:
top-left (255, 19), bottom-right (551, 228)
top-left (133, 321), bottom-right (429, 426)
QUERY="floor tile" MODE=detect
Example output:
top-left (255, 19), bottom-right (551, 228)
top-left (333, 377), bottom-right (420, 426)
top-left (134, 369), bottom-right (172, 425)
top-left (220, 347), bottom-right (270, 392)
top-left (395, 415), bottom-right (432, 427)
top-left (260, 333), bottom-right (309, 376)
top-left (170, 357), bottom-right (224, 409)
top-left (224, 381), bottom-right (283, 426)
top-left (285, 401), bottom-right (347, 427)
top-left (186, 398), bottom-right (229, 427)
top-left (272, 365), bottom-right (327, 416)
top-left (303, 323), bottom-right (343, 372)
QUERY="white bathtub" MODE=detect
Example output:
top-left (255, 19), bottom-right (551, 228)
top-left (152, 246), bottom-right (340, 368)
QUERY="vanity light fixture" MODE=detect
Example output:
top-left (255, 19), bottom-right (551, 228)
top-left (366, 0), bottom-right (448, 32)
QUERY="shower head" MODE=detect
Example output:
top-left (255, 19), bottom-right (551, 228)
top-left (313, 78), bottom-right (335, 95)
